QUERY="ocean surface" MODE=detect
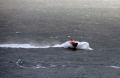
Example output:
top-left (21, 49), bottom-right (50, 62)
top-left (0, 0), bottom-right (120, 78)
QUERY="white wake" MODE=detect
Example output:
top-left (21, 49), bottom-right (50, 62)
top-left (0, 41), bottom-right (93, 50)
top-left (0, 44), bottom-right (49, 48)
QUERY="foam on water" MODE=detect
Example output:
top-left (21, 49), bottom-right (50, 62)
top-left (109, 66), bottom-right (120, 69)
top-left (0, 44), bottom-right (49, 48)
top-left (33, 64), bottom-right (47, 69)
top-left (0, 41), bottom-right (93, 50)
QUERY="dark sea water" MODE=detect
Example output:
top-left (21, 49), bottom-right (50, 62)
top-left (0, 0), bottom-right (120, 78)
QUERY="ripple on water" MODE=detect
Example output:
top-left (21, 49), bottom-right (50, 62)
top-left (16, 59), bottom-right (71, 69)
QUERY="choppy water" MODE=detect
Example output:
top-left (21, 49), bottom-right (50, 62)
top-left (16, 59), bottom-right (120, 69)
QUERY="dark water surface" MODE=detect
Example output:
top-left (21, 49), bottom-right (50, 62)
top-left (0, 0), bottom-right (120, 78)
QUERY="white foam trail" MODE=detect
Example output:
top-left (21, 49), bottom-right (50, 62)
top-left (109, 66), bottom-right (120, 69)
top-left (0, 41), bottom-right (93, 50)
top-left (0, 44), bottom-right (49, 48)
